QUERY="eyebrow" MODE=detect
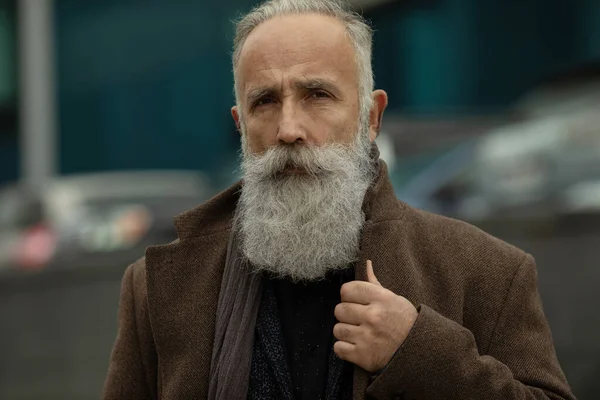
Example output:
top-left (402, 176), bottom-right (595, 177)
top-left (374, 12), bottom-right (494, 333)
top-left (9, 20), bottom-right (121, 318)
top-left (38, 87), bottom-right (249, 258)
top-left (294, 78), bottom-right (340, 96)
top-left (246, 78), bottom-right (341, 106)
top-left (247, 87), bottom-right (275, 107)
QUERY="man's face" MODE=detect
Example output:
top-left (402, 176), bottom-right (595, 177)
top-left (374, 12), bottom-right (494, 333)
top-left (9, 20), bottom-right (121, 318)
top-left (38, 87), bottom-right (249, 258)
top-left (233, 14), bottom-right (361, 154)
top-left (233, 13), bottom-right (387, 281)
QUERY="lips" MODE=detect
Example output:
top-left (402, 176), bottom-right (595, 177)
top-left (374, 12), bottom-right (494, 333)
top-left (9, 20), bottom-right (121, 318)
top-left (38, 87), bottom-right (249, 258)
top-left (271, 165), bottom-right (309, 180)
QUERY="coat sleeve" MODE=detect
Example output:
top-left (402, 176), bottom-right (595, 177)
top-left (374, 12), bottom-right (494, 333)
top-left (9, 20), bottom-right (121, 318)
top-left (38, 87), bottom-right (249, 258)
top-left (365, 254), bottom-right (576, 400)
top-left (102, 260), bottom-right (157, 400)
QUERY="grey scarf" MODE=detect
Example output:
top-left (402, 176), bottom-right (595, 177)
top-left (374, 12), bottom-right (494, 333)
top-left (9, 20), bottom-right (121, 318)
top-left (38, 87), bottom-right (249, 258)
top-left (208, 217), bottom-right (263, 400)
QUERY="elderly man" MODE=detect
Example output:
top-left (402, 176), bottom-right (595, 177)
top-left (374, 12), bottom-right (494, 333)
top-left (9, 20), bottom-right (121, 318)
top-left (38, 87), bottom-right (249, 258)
top-left (103, 1), bottom-right (575, 399)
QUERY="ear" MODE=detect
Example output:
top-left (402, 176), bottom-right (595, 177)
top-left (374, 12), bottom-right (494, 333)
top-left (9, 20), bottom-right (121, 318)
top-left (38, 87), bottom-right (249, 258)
top-left (231, 106), bottom-right (241, 135)
top-left (368, 90), bottom-right (388, 142)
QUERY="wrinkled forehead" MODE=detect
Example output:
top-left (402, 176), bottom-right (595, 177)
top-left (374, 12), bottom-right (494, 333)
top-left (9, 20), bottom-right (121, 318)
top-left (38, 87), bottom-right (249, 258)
top-left (236, 14), bottom-right (358, 97)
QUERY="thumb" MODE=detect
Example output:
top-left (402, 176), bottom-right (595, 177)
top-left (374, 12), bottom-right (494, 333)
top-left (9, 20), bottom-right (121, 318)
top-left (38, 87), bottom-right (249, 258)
top-left (366, 260), bottom-right (381, 286)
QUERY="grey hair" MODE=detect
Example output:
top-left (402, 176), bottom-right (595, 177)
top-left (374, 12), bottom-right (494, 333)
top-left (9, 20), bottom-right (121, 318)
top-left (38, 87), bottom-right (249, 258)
top-left (232, 0), bottom-right (374, 120)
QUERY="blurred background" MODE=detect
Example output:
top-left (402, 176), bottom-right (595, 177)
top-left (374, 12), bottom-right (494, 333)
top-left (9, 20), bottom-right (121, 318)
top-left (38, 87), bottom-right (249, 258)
top-left (0, 0), bottom-right (599, 398)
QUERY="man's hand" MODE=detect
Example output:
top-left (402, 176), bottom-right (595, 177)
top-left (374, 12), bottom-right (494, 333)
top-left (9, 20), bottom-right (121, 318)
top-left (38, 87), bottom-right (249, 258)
top-left (333, 260), bottom-right (418, 373)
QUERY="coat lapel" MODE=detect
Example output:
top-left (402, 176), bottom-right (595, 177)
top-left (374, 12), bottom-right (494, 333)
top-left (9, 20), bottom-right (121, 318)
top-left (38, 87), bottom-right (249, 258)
top-left (352, 161), bottom-right (425, 399)
top-left (145, 183), bottom-right (241, 399)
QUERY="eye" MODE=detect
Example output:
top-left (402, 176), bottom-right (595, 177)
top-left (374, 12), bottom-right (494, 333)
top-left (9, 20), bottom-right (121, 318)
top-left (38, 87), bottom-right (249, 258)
top-left (253, 97), bottom-right (276, 108)
top-left (309, 90), bottom-right (331, 99)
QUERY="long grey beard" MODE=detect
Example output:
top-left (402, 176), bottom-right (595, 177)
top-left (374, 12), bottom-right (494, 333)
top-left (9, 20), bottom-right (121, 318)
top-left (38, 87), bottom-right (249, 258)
top-left (237, 130), bottom-right (376, 282)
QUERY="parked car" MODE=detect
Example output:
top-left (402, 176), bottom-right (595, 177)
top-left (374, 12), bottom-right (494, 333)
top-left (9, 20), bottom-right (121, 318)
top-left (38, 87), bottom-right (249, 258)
top-left (0, 170), bottom-right (212, 272)
top-left (395, 64), bottom-right (600, 222)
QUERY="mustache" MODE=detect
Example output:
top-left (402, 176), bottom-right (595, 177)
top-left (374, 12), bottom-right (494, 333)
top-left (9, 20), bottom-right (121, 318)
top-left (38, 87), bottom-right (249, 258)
top-left (242, 143), bottom-right (356, 181)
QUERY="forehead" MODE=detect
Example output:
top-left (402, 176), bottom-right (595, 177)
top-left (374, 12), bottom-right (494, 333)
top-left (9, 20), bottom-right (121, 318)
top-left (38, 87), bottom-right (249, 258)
top-left (236, 14), bottom-right (358, 94)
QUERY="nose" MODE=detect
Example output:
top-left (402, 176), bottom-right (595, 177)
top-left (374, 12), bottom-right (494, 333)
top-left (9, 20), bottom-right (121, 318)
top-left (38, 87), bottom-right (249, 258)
top-left (276, 101), bottom-right (306, 144)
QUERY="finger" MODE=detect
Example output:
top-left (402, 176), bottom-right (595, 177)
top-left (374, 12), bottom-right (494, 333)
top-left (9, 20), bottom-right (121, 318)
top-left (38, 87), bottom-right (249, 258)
top-left (333, 322), bottom-right (361, 344)
top-left (340, 281), bottom-right (381, 305)
top-left (334, 302), bottom-right (367, 325)
top-left (366, 260), bottom-right (381, 286)
top-left (333, 340), bottom-right (357, 363)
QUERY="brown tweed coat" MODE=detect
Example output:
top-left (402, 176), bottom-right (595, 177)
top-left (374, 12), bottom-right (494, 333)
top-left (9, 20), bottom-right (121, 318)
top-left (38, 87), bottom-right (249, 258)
top-left (103, 162), bottom-right (575, 400)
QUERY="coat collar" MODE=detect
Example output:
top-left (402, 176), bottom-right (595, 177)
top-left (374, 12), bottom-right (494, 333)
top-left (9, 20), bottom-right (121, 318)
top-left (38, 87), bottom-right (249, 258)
top-left (173, 180), bottom-right (242, 240)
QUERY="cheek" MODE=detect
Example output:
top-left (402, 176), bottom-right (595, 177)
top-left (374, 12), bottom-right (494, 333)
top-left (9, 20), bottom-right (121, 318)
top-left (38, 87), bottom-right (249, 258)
top-left (242, 133), bottom-right (264, 155)
top-left (323, 116), bottom-right (358, 145)
top-left (339, 122), bottom-right (360, 144)
top-left (242, 119), bottom-right (275, 153)
top-left (312, 102), bottom-right (359, 143)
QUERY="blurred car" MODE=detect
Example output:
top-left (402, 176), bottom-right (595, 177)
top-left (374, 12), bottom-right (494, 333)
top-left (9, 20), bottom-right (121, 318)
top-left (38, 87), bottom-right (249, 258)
top-left (475, 68), bottom-right (600, 218)
top-left (394, 64), bottom-right (600, 222)
top-left (0, 170), bottom-right (212, 272)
